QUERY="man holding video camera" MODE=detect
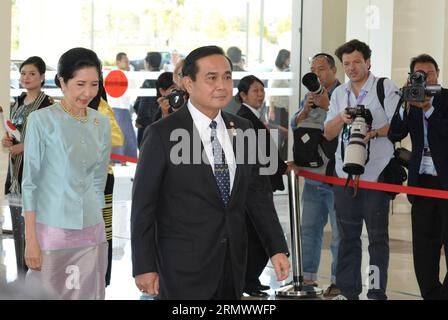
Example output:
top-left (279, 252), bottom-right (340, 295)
top-left (389, 54), bottom-right (448, 300)
top-left (324, 39), bottom-right (401, 300)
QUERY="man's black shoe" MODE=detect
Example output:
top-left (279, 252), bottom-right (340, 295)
top-left (244, 289), bottom-right (269, 297)
top-left (258, 284), bottom-right (270, 291)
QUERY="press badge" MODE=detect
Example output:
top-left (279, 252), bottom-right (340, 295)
top-left (422, 147), bottom-right (434, 167)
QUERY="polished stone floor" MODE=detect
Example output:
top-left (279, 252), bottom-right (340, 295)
top-left (0, 164), bottom-right (446, 300)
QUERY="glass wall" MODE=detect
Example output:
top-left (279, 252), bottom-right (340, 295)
top-left (11, 0), bottom-right (292, 71)
top-left (9, 0), bottom-right (448, 159)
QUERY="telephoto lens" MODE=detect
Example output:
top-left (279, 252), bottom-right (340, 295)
top-left (302, 73), bottom-right (324, 95)
top-left (302, 73), bottom-right (324, 109)
top-left (343, 116), bottom-right (368, 175)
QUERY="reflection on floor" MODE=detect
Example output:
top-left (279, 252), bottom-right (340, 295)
top-left (0, 165), bottom-right (446, 300)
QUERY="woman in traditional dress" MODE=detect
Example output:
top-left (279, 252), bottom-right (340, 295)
top-left (22, 47), bottom-right (111, 299)
top-left (2, 56), bottom-right (53, 278)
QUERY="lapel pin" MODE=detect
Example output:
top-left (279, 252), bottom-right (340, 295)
top-left (94, 118), bottom-right (100, 126)
top-left (229, 122), bottom-right (237, 136)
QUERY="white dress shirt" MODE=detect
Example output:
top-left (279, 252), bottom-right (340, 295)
top-left (325, 72), bottom-right (400, 182)
top-left (188, 101), bottom-right (236, 192)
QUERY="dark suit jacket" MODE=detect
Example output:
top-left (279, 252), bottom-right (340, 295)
top-left (237, 104), bottom-right (287, 191)
top-left (389, 88), bottom-right (448, 203)
top-left (134, 79), bottom-right (158, 127)
top-left (131, 105), bottom-right (288, 299)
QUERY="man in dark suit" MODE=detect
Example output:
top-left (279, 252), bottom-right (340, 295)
top-left (389, 54), bottom-right (448, 300)
top-left (131, 46), bottom-right (290, 300)
top-left (236, 75), bottom-right (289, 297)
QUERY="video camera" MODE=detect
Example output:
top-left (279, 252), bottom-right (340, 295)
top-left (165, 89), bottom-right (187, 110)
top-left (400, 70), bottom-right (441, 102)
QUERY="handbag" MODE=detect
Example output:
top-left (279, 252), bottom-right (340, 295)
top-left (394, 146), bottom-right (411, 168)
top-left (380, 157), bottom-right (408, 199)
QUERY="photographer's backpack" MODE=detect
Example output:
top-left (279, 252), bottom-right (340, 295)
top-left (377, 77), bottom-right (408, 197)
top-left (293, 125), bottom-right (337, 176)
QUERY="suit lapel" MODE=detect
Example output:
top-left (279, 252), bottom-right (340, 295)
top-left (412, 107), bottom-right (425, 147)
top-left (240, 104), bottom-right (269, 131)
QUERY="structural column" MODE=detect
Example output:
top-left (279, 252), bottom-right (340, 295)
top-left (0, 1), bottom-right (12, 198)
top-left (346, 0), bottom-right (395, 78)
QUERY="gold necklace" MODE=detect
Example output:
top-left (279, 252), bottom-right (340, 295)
top-left (60, 100), bottom-right (88, 123)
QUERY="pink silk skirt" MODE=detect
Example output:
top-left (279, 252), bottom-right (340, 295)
top-left (26, 221), bottom-right (108, 300)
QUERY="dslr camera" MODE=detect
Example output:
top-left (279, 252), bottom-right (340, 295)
top-left (401, 70), bottom-right (441, 102)
top-left (166, 89), bottom-right (187, 110)
top-left (345, 105), bottom-right (373, 125)
top-left (301, 72), bottom-right (323, 109)
top-left (342, 105), bottom-right (373, 175)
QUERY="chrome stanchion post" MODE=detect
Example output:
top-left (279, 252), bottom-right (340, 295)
top-left (276, 169), bottom-right (323, 298)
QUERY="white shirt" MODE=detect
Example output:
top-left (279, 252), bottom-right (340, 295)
top-left (399, 100), bottom-right (437, 176)
top-left (325, 72), bottom-right (400, 182)
top-left (243, 103), bottom-right (262, 119)
top-left (188, 101), bottom-right (236, 191)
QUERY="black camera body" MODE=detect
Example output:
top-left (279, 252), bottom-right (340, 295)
top-left (401, 70), bottom-right (441, 102)
top-left (166, 89), bottom-right (187, 110)
top-left (345, 105), bottom-right (373, 126)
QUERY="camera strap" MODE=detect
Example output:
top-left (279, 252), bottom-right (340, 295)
top-left (344, 173), bottom-right (361, 198)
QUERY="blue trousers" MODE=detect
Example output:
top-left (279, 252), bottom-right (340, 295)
top-left (301, 179), bottom-right (339, 284)
top-left (333, 185), bottom-right (390, 300)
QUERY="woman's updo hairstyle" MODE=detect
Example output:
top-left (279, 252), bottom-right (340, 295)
top-left (20, 56), bottom-right (46, 87)
top-left (55, 47), bottom-right (102, 88)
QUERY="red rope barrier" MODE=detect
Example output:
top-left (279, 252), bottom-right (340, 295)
top-left (298, 169), bottom-right (448, 200)
top-left (109, 153), bottom-right (448, 200)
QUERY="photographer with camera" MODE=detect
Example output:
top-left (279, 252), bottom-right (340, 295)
top-left (151, 72), bottom-right (187, 123)
top-left (290, 53), bottom-right (341, 297)
top-left (134, 52), bottom-right (162, 147)
top-left (389, 54), bottom-right (448, 300)
top-left (324, 40), bottom-right (401, 300)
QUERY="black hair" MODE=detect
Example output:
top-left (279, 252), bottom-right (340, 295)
top-left (145, 52), bottom-right (162, 71)
top-left (312, 53), bottom-right (336, 68)
top-left (88, 80), bottom-right (107, 110)
top-left (227, 46), bottom-right (242, 64)
top-left (275, 49), bottom-right (290, 70)
top-left (116, 52), bottom-right (127, 61)
top-left (335, 39), bottom-right (372, 62)
top-left (182, 45), bottom-right (233, 81)
top-left (55, 47), bottom-right (102, 88)
top-left (236, 75), bottom-right (264, 103)
top-left (20, 56), bottom-right (46, 87)
top-left (410, 54), bottom-right (439, 74)
top-left (155, 72), bottom-right (174, 98)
